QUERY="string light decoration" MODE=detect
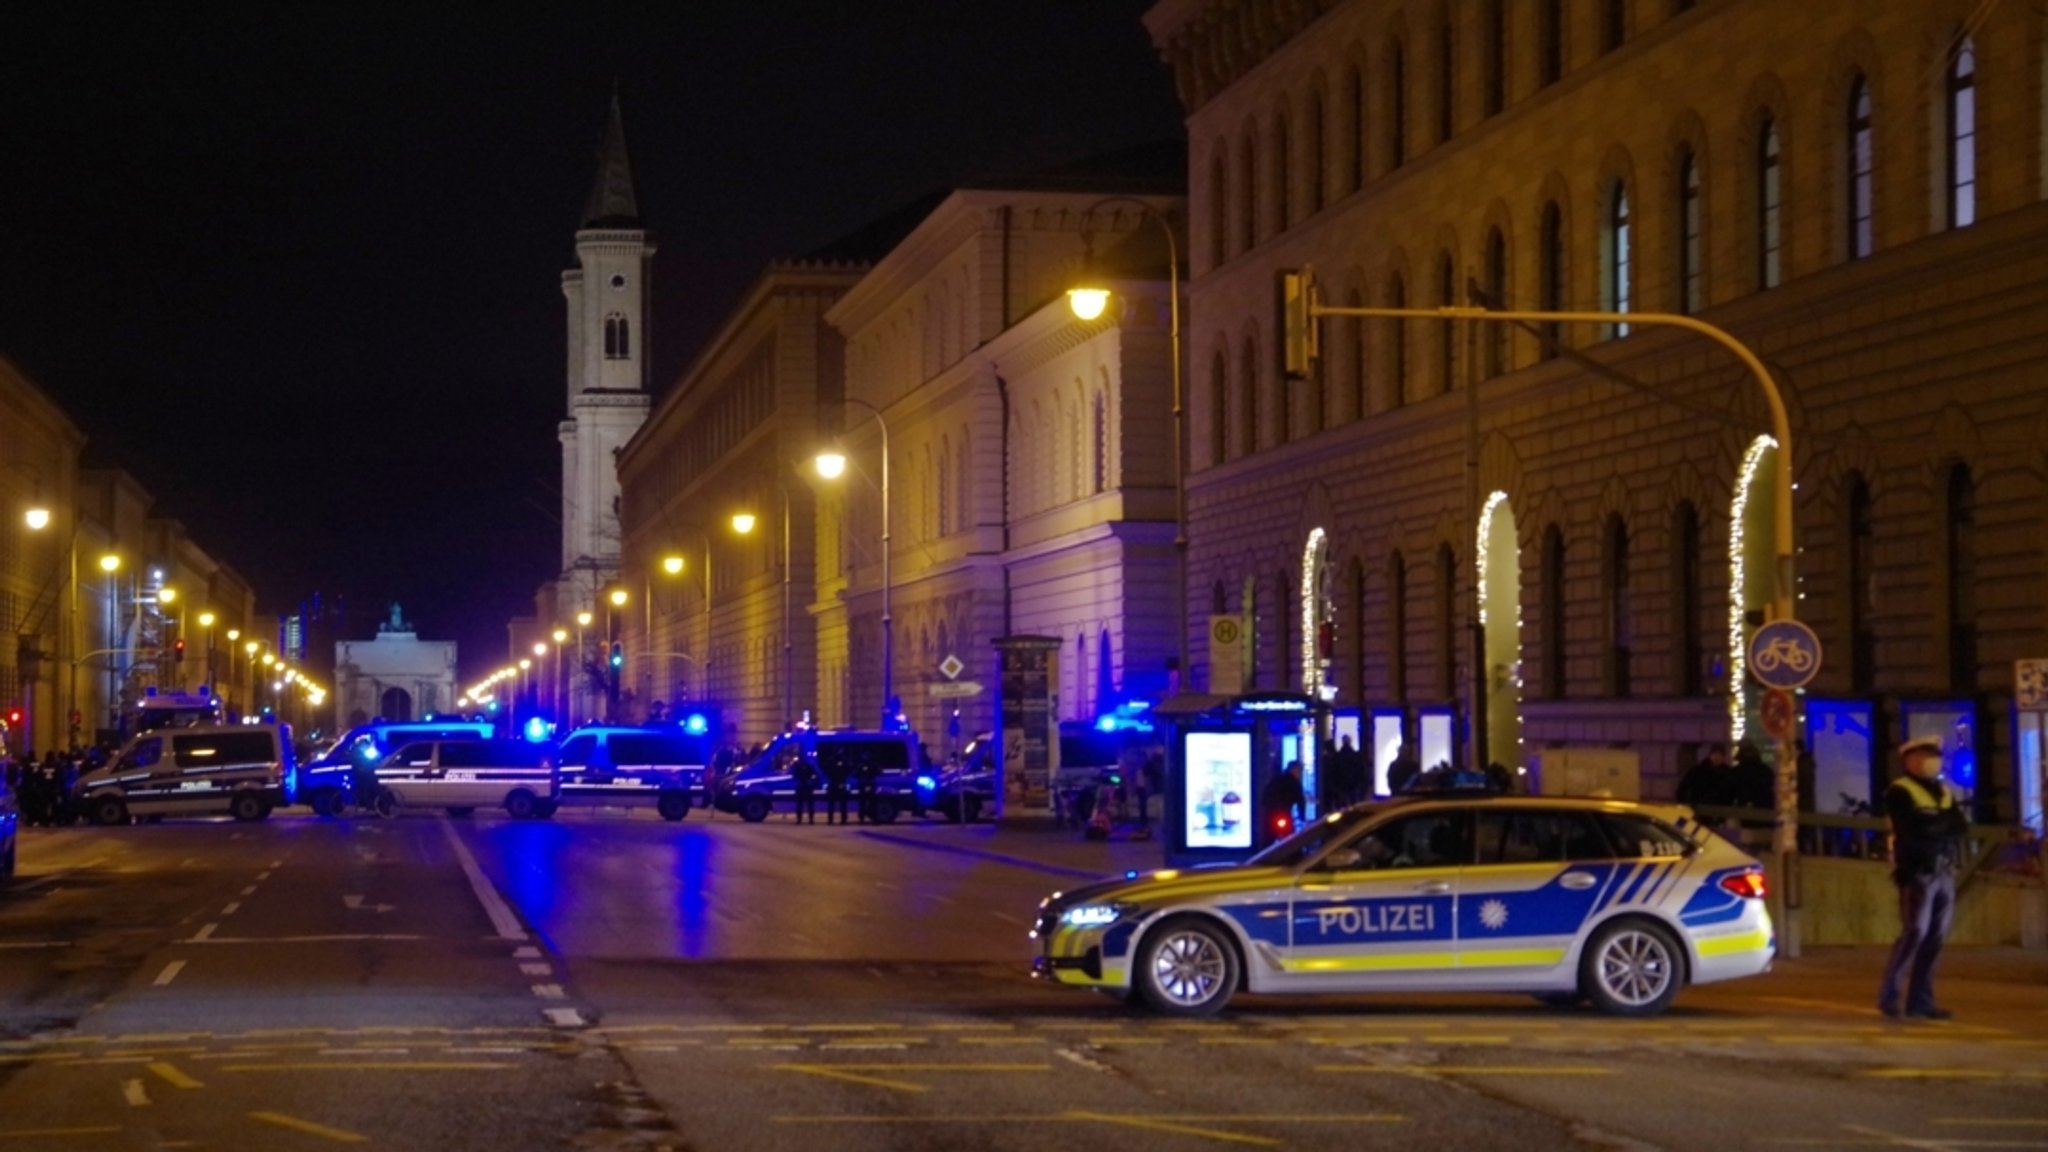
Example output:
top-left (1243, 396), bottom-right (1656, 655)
top-left (1300, 528), bottom-right (1328, 696)
top-left (1727, 435), bottom-right (1778, 741)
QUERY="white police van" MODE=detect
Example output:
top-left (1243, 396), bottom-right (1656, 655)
top-left (372, 738), bottom-right (558, 819)
top-left (79, 725), bottom-right (295, 825)
top-left (1034, 795), bottom-right (1774, 1017)
top-left (556, 726), bottom-right (709, 821)
top-left (299, 720), bottom-right (496, 816)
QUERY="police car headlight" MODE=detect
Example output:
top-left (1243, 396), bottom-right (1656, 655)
top-left (1062, 903), bottom-right (1135, 928)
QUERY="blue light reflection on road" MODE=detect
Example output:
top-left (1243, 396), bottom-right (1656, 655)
top-left (487, 817), bottom-right (571, 953)
top-left (674, 830), bottom-right (712, 958)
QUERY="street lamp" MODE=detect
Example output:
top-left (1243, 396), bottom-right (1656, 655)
top-left (98, 553), bottom-right (121, 732)
top-left (732, 487), bottom-right (794, 727)
top-left (550, 627), bottom-right (568, 724)
top-left (604, 589), bottom-right (627, 721)
top-left (574, 610), bottom-right (593, 724)
top-left (816, 398), bottom-right (893, 727)
top-left (1065, 196), bottom-right (1186, 682)
top-left (198, 612), bottom-right (216, 695)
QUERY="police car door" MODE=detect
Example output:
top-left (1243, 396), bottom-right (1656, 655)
top-left (1284, 809), bottom-right (1465, 987)
top-left (1458, 808), bottom-right (1616, 976)
top-left (378, 742), bottom-right (437, 805)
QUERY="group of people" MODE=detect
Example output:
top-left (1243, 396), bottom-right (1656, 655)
top-left (787, 751), bottom-right (895, 825)
top-left (3, 747), bottom-right (106, 826)
top-left (1675, 739), bottom-right (1779, 811)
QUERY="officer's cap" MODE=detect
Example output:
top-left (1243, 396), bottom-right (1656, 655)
top-left (1897, 735), bottom-right (1942, 757)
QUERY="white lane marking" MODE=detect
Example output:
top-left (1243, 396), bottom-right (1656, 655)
top-left (513, 945), bottom-right (542, 960)
top-left (123, 1079), bottom-right (150, 1107)
top-left (255, 872), bottom-right (271, 882)
top-left (191, 923), bottom-right (218, 943)
top-left (543, 1008), bottom-right (586, 1028)
top-left (11, 857), bottom-right (110, 893)
top-left (179, 933), bottom-right (427, 945)
top-left (520, 963), bottom-right (552, 977)
top-left (221, 902), bottom-right (240, 916)
top-left (532, 984), bottom-right (565, 1000)
top-left (153, 961), bottom-right (187, 987)
top-left (240, 886), bottom-right (257, 896)
top-left (440, 817), bottom-right (527, 941)
top-left (989, 912), bottom-right (1023, 925)
top-left (268, 859), bottom-right (283, 868)
top-left (343, 894), bottom-right (363, 909)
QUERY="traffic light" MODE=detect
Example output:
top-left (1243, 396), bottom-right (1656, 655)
top-left (1280, 267), bottom-right (1319, 378)
top-left (609, 642), bottom-right (623, 670)
top-left (4, 708), bottom-right (21, 729)
top-left (173, 638), bottom-right (186, 664)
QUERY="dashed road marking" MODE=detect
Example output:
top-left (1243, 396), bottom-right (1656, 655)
top-left (249, 1111), bottom-right (368, 1144)
top-left (543, 1008), bottom-right (587, 1028)
top-left (221, 902), bottom-right (240, 916)
top-left (531, 984), bottom-right (565, 1000)
top-left (776, 1062), bottom-right (1050, 1093)
top-left (240, 886), bottom-right (257, 896)
top-left (190, 923), bottom-right (218, 943)
top-left (513, 945), bottom-right (542, 960)
top-left (152, 961), bottom-right (186, 987)
top-left (220, 1062), bottom-right (512, 1072)
top-left (520, 963), bottom-right (552, 977)
top-left (148, 1061), bottom-right (203, 1089)
top-left (122, 1079), bottom-right (149, 1107)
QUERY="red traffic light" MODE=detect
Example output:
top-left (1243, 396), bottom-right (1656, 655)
top-left (173, 639), bottom-right (186, 663)
top-left (4, 709), bottom-right (21, 727)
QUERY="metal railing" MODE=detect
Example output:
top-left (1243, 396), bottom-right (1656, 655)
top-left (1693, 804), bottom-right (2045, 891)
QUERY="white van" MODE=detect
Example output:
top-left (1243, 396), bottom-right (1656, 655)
top-left (373, 738), bottom-right (559, 819)
top-left (80, 724), bottom-right (295, 825)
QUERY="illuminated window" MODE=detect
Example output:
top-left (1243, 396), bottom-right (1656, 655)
top-left (1677, 148), bottom-right (1703, 313)
top-left (1946, 37), bottom-right (1977, 229)
top-left (1847, 74), bottom-right (1874, 259)
top-left (1606, 180), bottom-right (1631, 336)
top-left (1757, 118), bottom-right (1782, 289)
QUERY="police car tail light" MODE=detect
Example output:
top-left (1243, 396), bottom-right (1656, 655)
top-left (1718, 870), bottom-right (1768, 900)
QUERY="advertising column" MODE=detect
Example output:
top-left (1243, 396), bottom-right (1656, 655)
top-left (994, 636), bottom-right (1061, 821)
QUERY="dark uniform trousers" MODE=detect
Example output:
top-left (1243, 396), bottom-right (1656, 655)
top-left (1878, 869), bottom-right (1955, 1016)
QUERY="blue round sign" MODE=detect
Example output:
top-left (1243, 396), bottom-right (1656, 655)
top-left (1747, 620), bottom-right (1822, 689)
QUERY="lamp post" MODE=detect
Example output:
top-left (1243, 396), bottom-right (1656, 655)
top-left (198, 612), bottom-right (216, 696)
top-left (243, 640), bottom-right (259, 719)
top-left (98, 554), bottom-right (122, 732)
top-left (574, 610), bottom-right (593, 725)
top-left (550, 628), bottom-right (568, 723)
top-left (732, 485), bottom-right (794, 728)
top-left (816, 397), bottom-right (893, 727)
top-left (531, 642), bottom-right (548, 729)
top-left (606, 587), bottom-right (628, 721)
top-left (1066, 196), bottom-right (1186, 685)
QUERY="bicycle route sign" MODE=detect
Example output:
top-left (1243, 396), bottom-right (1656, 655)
top-left (1747, 620), bottom-right (1822, 690)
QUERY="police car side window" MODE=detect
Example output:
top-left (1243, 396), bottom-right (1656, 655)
top-left (1597, 813), bottom-right (1690, 858)
top-left (1352, 813), bottom-right (1467, 869)
top-left (559, 736), bottom-right (598, 767)
top-left (388, 742), bottom-right (434, 767)
top-left (128, 738), bottom-right (164, 769)
top-left (1474, 811), bottom-right (1611, 865)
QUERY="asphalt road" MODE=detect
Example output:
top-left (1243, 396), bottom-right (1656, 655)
top-left (1, 808), bottom-right (2043, 1151)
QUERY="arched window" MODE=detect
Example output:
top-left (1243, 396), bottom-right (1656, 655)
top-left (938, 436), bottom-right (953, 534)
top-left (1539, 201), bottom-right (1564, 356)
top-left (1239, 131), bottom-right (1259, 251)
top-left (1482, 0), bottom-right (1506, 117)
top-left (1945, 36), bottom-right (1977, 229)
top-left (1484, 228), bottom-right (1509, 375)
top-left (1437, 252), bottom-right (1457, 393)
top-left (1757, 117), bottom-right (1782, 289)
top-left (1945, 463), bottom-right (1976, 691)
top-left (1606, 180), bottom-right (1632, 336)
top-left (1846, 475), bottom-right (1874, 692)
top-left (1604, 514), bottom-right (1632, 697)
top-left (1386, 272), bottom-right (1409, 408)
top-left (1344, 66), bottom-right (1366, 193)
top-left (1387, 552), bottom-right (1409, 702)
top-left (1273, 110), bottom-right (1293, 232)
top-left (1239, 334), bottom-right (1260, 459)
top-left (956, 424), bottom-right (972, 529)
top-left (1672, 502), bottom-right (1702, 694)
top-left (604, 313), bottom-right (630, 360)
top-left (1677, 147), bottom-right (1703, 313)
top-left (1847, 74), bottom-right (1874, 260)
top-left (1210, 351), bottom-right (1229, 465)
top-left (1436, 12), bottom-right (1455, 144)
top-left (1435, 543), bottom-right (1457, 699)
top-left (1601, 0), bottom-right (1626, 54)
top-left (1388, 37), bottom-right (1409, 169)
top-left (1541, 525), bottom-right (1567, 698)
top-left (1538, 0), bottom-right (1564, 86)
top-left (1307, 89), bottom-right (1326, 213)
top-left (1208, 151), bottom-right (1228, 267)
top-left (1348, 287), bottom-right (1367, 421)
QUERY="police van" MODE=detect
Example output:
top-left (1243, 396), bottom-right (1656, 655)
top-left (79, 724), bottom-right (296, 825)
top-left (716, 730), bottom-right (920, 823)
top-left (299, 720), bottom-right (496, 816)
top-left (1034, 795), bottom-right (1774, 1017)
top-left (371, 737), bottom-right (558, 819)
top-left (556, 726), bottom-right (709, 821)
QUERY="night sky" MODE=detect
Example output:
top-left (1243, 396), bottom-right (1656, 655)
top-left (0, 3), bottom-right (1184, 679)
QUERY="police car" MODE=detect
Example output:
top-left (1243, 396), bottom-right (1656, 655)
top-left (1033, 795), bottom-right (1773, 1017)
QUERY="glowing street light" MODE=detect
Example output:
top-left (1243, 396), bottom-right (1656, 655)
top-left (23, 506), bottom-right (49, 531)
top-left (815, 397), bottom-right (894, 726)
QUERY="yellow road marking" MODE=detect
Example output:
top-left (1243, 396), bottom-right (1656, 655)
top-left (0, 1128), bottom-right (124, 1141)
top-left (220, 1061), bottom-right (513, 1072)
top-left (1937, 1119), bottom-right (2048, 1127)
top-left (1426, 1036), bottom-right (1511, 1044)
top-left (1308, 1036), bottom-right (1412, 1046)
top-left (1067, 1110), bottom-right (1280, 1146)
top-left (1860, 1069), bottom-right (2048, 1080)
top-left (148, 1062), bottom-right (204, 1089)
top-left (775, 1063), bottom-right (1051, 1093)
top-left (249, 1112), bottom-right (368, 1144)
top-left (1093, 1037), bottom-right (1166, 1045)
top-left (772, 1114), bottom-right (1406, 1125)
top-left (1318, 1064), bottom-right (1611, 1076)
top-left (1196, 1037), bottom-right (1276, 1046)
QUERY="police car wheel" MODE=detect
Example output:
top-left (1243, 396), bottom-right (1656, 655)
top-left (1137, 917), bottom-right (1238, 1017)
top-left (738, 796), bottom-right (772, 824)
top-left (309, 789), bottom-right (343, 819)
top-left (657, 793), bottom-right (691, 822)
top-left (1581, 919), bottom-right (1684, 1016)
top-left (962, 797), bottom-right (983, 823)
top-left (371, 790), bottom-right (398, 819)
top-left (90, 796), bottom-right (128, 827)
top-left (870, 798), bottom-right (900, 824)
top-left (230, 793), bottom-right (268, 823)
top-left (505, 791), bottom-right (538, 820)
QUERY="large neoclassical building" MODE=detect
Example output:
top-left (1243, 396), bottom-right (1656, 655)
top-left (1144, 0), bottom-right (2047, 824)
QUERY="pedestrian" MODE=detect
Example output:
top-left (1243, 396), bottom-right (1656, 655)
top-left (1729, 739), bottom-right (1775, 811)
top-left (854, 752), bottom-right (879, 823)
top-left (1261, 760), bottom-right (1305, 836)
top-left (1877, 735), bottom-right (1969, 1021)
top-left (792, 754), bottom-right (818, 825)
top-left (1326, 735), bottom-right (1367, 808)
top-left (1387, 743), bottom-right (1421, 795)
top-left (822, 751), bottom-right (851, 826)
top-left (1677, 744), bottom-right (1731, 809)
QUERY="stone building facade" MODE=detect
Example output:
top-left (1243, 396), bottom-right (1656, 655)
top-left (1144, 0), bottom-right (2048, 824)
top-left (334, 605), bottom-right (457, 727)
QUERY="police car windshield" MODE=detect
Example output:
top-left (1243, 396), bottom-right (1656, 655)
top-left (1246, 807), bottom-right (1380, 867)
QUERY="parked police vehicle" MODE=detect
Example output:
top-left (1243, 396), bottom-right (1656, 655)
top-left (915, 732), bottom-right (997, 822)
top-left (370, 737), bottom-right (559, 818)
top-left (79, 724), bottom-right (296, 826)
top-left (716, 729), bottom-right (920, 823)
top-left (556, 725), bottom-right (709, 821)
top-left (299, 719), bottom-right (495, 816)
top-left (1035, 795), bottom-right (1774, 1017)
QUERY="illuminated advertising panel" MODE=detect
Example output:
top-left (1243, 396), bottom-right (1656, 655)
top-left (1183, 730), bottom-right (1252, 850)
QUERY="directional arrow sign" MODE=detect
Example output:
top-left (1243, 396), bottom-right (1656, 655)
top-left (928, 680), bottom-right (984, 699)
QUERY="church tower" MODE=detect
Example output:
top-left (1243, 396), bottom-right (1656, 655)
top-left (558, 94), bottom-right (654, 609)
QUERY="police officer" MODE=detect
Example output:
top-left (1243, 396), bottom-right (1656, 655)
top-left (1877, 735), bottom-right (1968, 1021)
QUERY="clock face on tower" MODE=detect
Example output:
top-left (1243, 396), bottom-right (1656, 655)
top-left (608, 273), bottom-right (627, 291)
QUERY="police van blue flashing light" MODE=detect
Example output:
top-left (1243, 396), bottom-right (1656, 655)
top-left (523, 716), bottom-right (552, 743)
top-left (1093, 699), bottom-right (1157, 734)
top-left (916, 774), bottom-right (937, 791)
top-left (681, 712), bottom-right (710, 737)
